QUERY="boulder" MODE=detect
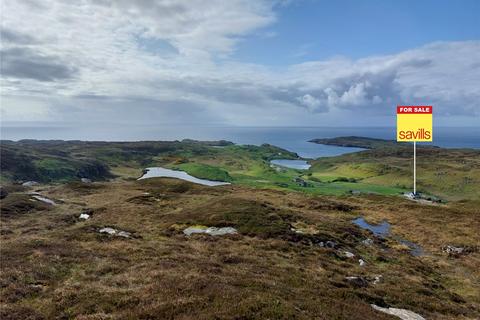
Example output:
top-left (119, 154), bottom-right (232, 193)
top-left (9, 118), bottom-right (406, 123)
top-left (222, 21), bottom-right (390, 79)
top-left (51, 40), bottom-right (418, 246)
top-left (79, 213), bottom-right (90, 220)
top-left (442, 245), bottom-right (472, 257)
top-left (362, 238), bottom-right (374, 246)
top-left (371, 304), bottom-right (425, 320)
top-left (183, 226), bottom-right (237, 236)
top-left (99, 227), bottom-right (117, 235)
top-left (31, 195), bottom-right (56, 205)
top-left (22, 181), bottom-right (39, 187)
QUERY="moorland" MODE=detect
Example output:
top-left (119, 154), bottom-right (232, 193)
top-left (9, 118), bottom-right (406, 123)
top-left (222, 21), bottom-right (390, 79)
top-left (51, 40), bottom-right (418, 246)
top-left (0, 137), bottom-right (479, 319)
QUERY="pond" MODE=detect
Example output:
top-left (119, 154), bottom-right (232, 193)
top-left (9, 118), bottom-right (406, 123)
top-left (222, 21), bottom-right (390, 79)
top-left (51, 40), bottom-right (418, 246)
top-left (352, 217), bottom-right (390, 237)
top-left (352, 217), bottom-right (424, 256)
top-left (138, 167), bottom-right (231, 187)
top-left (270, 159), bottom-right (311, 170)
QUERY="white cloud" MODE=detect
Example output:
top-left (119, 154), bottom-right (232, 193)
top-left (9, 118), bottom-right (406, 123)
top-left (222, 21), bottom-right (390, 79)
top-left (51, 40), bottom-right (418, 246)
top-left (1, 0), bottom-right (479, 126)
top-left (296, 94), bottom-right (322, 112)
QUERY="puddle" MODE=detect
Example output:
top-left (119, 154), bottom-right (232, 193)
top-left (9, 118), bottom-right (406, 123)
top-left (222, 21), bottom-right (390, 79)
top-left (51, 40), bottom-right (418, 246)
top-left (270, 159), bottom-right (311, 170)
top-left (353, 217), bottom-right (424, 256)
top-left (138, 167), bottom-right (231, 186)
top-left (397, 239), bottom-right (424, 257)
top-left (352, 217), bottom-right (390, 237)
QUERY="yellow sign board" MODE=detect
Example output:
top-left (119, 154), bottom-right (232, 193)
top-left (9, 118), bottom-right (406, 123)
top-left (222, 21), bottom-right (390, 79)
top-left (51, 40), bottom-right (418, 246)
top-left (397, 106), bottom-right (432, 142)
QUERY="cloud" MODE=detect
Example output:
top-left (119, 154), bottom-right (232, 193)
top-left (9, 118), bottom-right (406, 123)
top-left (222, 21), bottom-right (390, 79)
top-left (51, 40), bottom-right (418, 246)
top-left (0, 28), bottom-right (38, 45)
top-left (296, 94), bottom-right (323, 112)
top-left (1, 47), bottom-right (78, 82)
top-left (0, 0), bottom-right (479, 126)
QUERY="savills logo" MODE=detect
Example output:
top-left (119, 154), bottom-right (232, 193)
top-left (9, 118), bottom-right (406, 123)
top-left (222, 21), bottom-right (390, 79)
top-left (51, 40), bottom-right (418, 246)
top-left (398, 128), bottom-right (431, 140)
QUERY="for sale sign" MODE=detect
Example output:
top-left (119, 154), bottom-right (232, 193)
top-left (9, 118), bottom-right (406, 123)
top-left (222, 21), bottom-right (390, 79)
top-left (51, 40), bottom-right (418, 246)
top-left (397, 106), bottom-right (433, 142)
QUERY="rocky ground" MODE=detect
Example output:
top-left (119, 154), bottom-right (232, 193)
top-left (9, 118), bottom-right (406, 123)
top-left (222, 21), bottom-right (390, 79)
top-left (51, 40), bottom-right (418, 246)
top-left (1, 178), bottom-right (479, 319)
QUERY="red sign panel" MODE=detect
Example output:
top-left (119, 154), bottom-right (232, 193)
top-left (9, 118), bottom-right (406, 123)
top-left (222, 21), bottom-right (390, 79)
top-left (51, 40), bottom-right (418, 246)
top-left (397, 106), bottom-right (432, 114)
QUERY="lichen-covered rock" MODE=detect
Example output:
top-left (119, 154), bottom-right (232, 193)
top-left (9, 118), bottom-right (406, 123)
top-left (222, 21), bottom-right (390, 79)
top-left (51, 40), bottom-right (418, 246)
top-left (183, 226), bottom-right (237, 236)
top-left (98, 227), bottom-right (132, 238)
top-left (442, 245), bottom-right (466, 256)
top-left (371, 304), bottom-right (425, 320)
top-left (31, 195), bottom-right (56, 205)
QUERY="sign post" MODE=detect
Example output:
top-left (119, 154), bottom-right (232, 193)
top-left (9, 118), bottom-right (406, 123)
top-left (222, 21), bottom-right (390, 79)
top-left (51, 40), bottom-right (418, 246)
top-left (396, 106), bottom-right (432, 196)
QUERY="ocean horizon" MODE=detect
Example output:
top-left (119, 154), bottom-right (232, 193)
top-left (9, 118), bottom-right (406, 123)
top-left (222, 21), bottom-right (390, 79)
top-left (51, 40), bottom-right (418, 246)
top-left (1, 125), bottom-right (479, 158)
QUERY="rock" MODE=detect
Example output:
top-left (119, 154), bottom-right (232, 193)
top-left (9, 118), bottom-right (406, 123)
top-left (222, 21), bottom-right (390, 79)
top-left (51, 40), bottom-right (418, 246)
top-left (359, 259), bottom-right (366, 266)
top-left (31, 195), bottom-right (56, 205)
top-left (99, 227), bottom-right (117, 235)
top-left (80, 178), bottom-right (92, 183)
top-left (22, 181), bottom-right (39, 187)
top-left (318, 241), bottom-right (336, 248)
top-left (205, 227), bottom-right (237, 236)
top-left (362, 238), bottom-right (374, 246)
top-left (117, 231), bottom-right (131, 238)
top-left (345, 276), bottom-right (369, 288)
top-left (344, 251), bottom-right (355, 258)
top-left (290, 227), bottom-right (304, 234)
top-left (371, 304), bottom-right (425, 320)
top-left (79, 213), bottom-right (90, 220)
top-left (325, 241), bottom-right (336, 248)
top-left (99, 227), bottom-right (132, 238)
top-left (183, 226), bottom-right (237, 236)
top-left (442, 245), bottom-right (465, 256)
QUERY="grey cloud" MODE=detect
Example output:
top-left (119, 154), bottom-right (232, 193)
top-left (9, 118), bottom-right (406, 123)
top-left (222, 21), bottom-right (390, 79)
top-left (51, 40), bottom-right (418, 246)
top-left (1, 47), bottom-right (78, 81)
top-left (150, 78), bottom-right (329, 113)
top-left (0, 28), bottom-right (38, 44)
top-left (54, 95), bottom-right (219, 125)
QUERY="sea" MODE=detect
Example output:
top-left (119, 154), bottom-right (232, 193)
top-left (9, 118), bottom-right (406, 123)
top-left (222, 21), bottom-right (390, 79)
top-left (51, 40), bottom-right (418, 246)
top-left (1, 125), bottom-right (478, 159)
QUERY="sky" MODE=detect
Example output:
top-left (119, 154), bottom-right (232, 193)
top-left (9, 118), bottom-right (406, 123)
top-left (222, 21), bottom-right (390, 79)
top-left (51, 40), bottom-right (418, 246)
top-left (1, 0), bottom-right (479, 128)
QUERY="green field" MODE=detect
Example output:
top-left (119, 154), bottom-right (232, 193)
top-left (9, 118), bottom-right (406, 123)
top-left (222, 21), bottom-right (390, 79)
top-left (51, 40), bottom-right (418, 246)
top-left (1, 137), bottom-right (478, 200)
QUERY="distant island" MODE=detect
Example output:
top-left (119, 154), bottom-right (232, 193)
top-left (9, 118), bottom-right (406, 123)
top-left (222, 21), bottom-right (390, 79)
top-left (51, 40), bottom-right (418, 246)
top-left (309, 136), bottom-right (402, 149)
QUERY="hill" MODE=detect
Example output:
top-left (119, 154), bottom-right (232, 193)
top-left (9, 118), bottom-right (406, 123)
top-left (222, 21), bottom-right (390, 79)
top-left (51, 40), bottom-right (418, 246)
top-left (309, 137), bottom-right (480, 201)
top-left (1, 178), bottom-right (479, 319)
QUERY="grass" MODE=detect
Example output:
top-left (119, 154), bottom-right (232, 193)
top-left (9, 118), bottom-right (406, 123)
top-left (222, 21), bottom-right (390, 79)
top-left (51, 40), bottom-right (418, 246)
top-left (173, 163), bottom-right (233, 182)
top-left (309, 141), bottom-right (480, 201)
top-left (4, 138), bottom-right (478, 200)
top-left (2, 138), bottom-right (479, 319)
top-left (1, 178), bottom-right (478, 319)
